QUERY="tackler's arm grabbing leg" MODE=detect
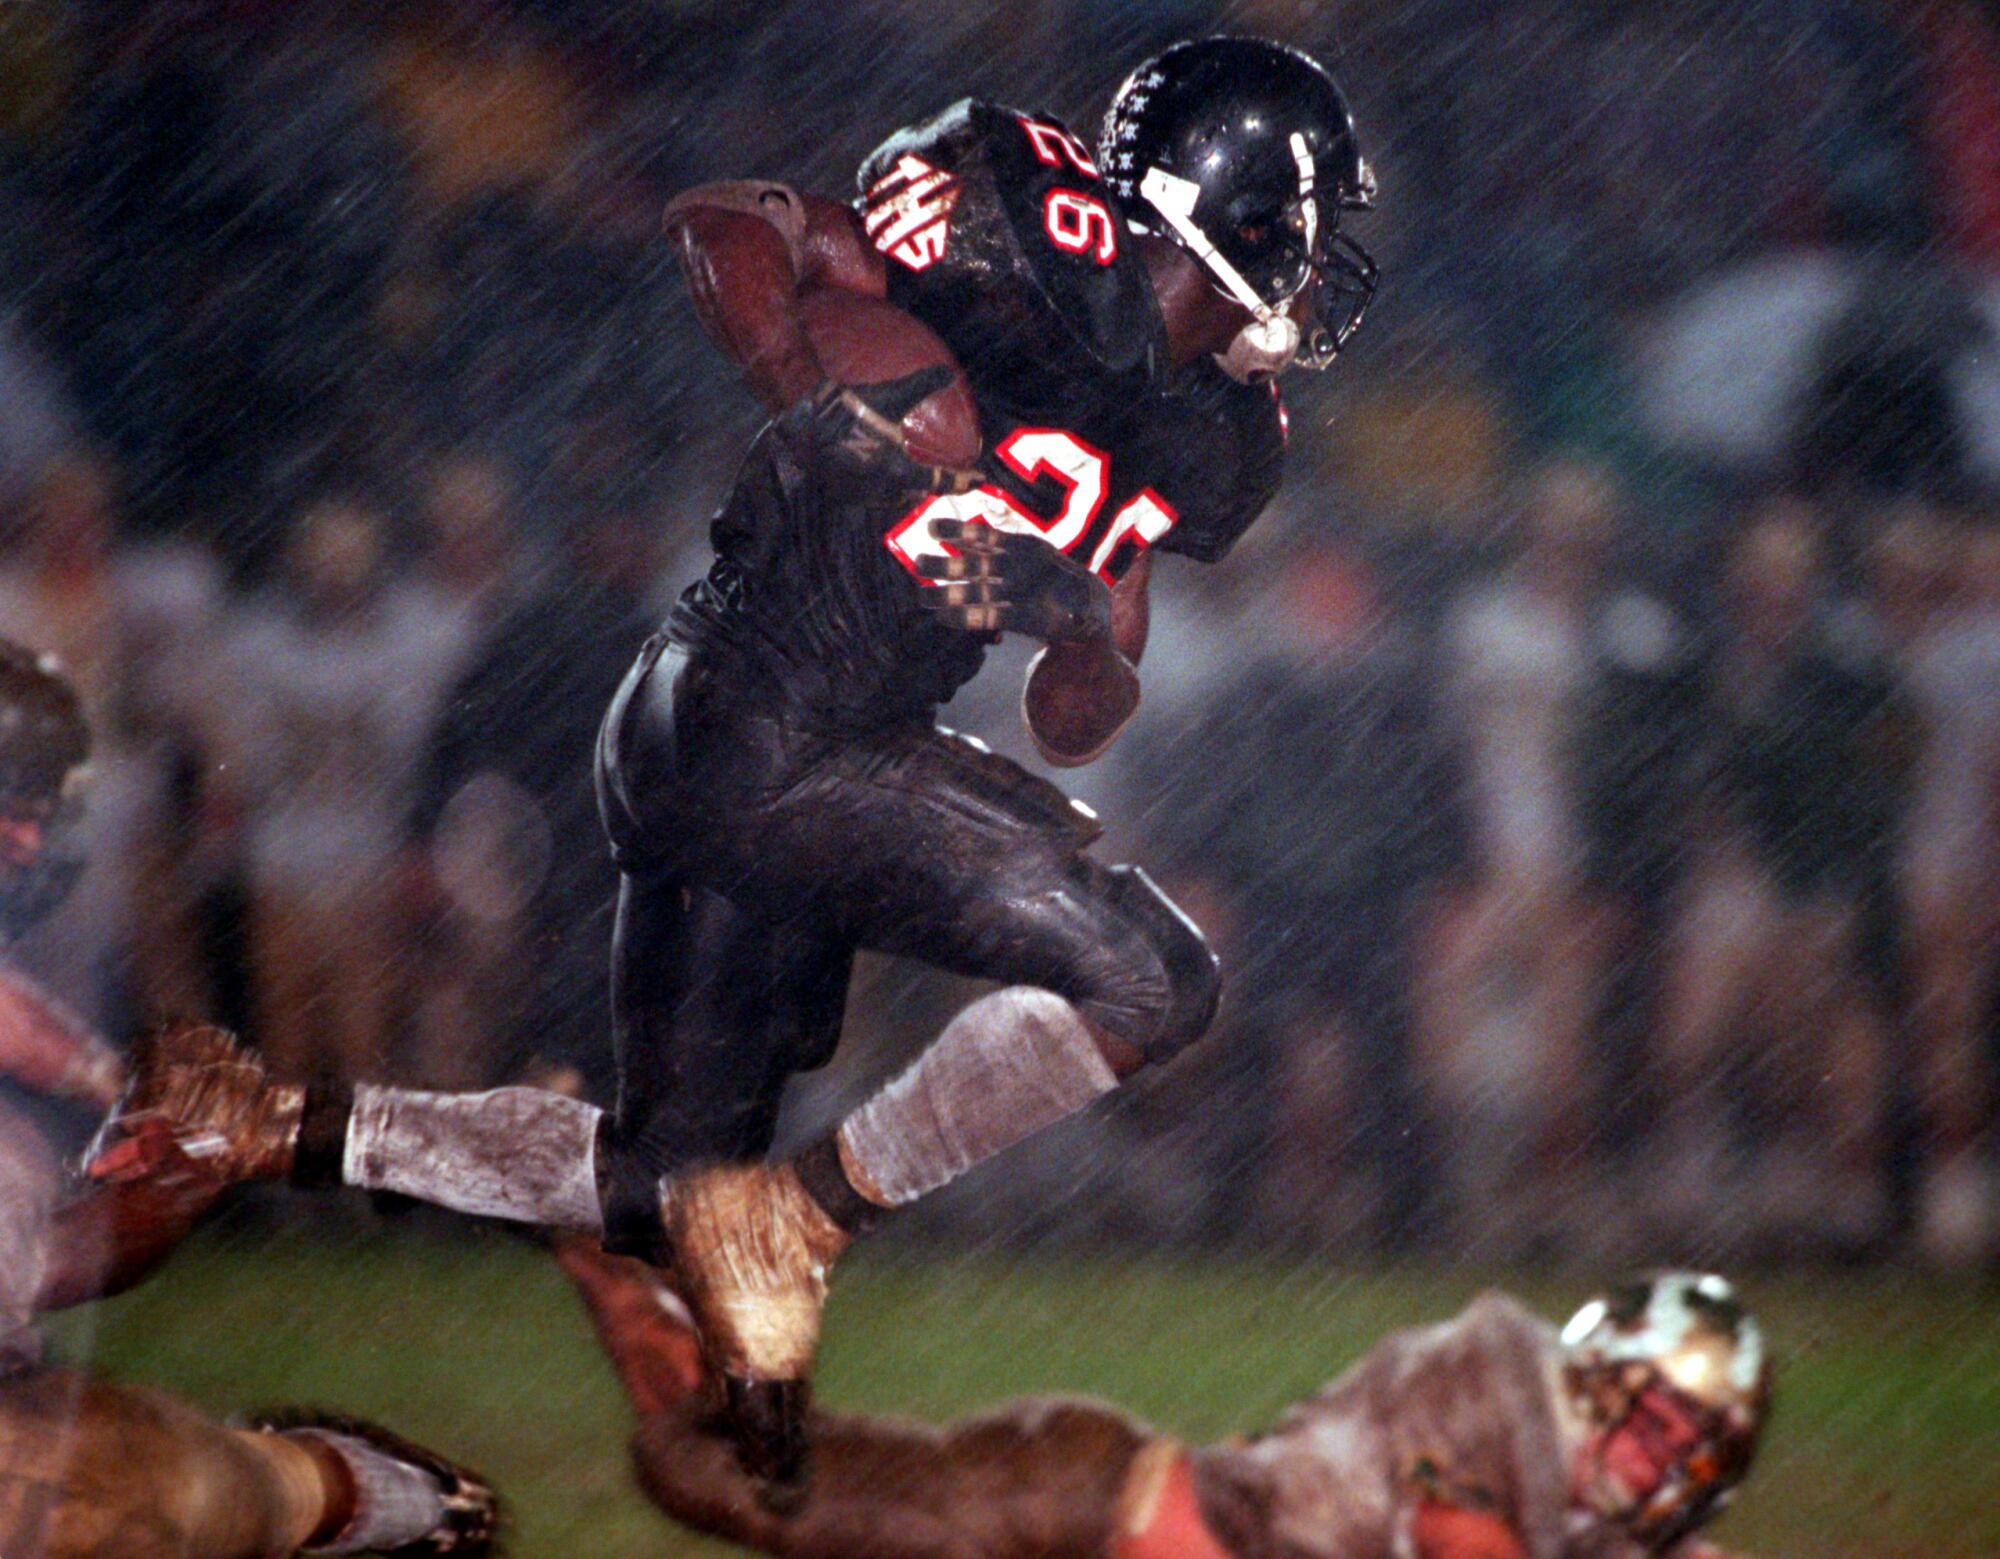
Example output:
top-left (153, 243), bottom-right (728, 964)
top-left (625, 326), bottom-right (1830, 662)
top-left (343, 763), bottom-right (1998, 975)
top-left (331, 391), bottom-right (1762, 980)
top-left (554, 1235), bottom-right (1167, 1559)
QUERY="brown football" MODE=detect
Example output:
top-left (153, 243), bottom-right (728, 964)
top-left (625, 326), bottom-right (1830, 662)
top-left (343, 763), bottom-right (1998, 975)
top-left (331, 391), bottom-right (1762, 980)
top-left (796, 287), bottom-right (980, 467)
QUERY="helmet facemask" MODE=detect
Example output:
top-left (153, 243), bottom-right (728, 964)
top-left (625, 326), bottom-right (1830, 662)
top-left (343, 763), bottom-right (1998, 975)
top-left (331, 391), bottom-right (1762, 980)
top-left (1305, 225), bottom-right (1379, 369)
top-left (1561, 1274), bottom-right (1770, 1551)
top-left (1136, 140), bottom-right (1376, 378)
top-left (1569, 1369), bottom-right (1751, 1548)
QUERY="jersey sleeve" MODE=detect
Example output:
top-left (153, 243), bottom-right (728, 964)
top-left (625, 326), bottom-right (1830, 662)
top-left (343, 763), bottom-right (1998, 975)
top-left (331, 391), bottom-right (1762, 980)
top-left (1144, 360), bottom-right (1287, 565)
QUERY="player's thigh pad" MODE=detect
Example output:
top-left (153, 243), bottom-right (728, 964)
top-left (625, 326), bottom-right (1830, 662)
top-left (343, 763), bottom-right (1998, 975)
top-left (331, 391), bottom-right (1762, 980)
top-left (1063, 861), bottom-right (1222, 1060)
top-left (791, 728), bottom-right (1220, 1058)
top-left (867, 847), bottom-right (1219, 1061)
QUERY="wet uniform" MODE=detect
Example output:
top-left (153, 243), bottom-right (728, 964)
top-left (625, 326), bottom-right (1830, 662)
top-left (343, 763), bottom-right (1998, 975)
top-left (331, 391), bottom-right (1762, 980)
top-left (612, 1285), bottom-right (1736, 1559)
top-left (595, 100), bottom-right (1286, 1251)
top-left (1182, 1294), bottom-right (1703, 1559)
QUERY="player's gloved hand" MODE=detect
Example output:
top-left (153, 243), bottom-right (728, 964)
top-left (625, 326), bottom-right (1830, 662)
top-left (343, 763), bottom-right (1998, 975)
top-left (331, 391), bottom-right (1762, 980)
top-left (789, 370), bottom-right (980, 495)
top-left (84, 1022), bottom-right (306, 1187)
top-left (916, 519), bottom-right (1114, 642)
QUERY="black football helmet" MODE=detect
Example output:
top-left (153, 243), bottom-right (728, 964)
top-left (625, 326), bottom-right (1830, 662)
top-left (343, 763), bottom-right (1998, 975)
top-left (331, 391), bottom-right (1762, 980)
top-left (1098, 36), bottom-right (1377, 371)
top-left (0, 639), bottom-right (89, 940)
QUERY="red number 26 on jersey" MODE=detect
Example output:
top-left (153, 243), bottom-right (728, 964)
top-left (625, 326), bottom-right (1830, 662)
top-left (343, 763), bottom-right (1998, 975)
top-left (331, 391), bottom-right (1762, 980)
top-left (887, 428), bottom-right (1176, 588)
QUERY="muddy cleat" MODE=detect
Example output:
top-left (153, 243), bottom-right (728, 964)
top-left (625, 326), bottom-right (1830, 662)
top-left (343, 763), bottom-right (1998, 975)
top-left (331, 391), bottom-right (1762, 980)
top-left (725, 1376), bottom-right (813, 1501)
top-left (245, 1408), bottom-right (500, 1556)
top-left (659, 1162), bottom-right (851, 1488)
top-left (86, 1022), bottom-right (307, 1186)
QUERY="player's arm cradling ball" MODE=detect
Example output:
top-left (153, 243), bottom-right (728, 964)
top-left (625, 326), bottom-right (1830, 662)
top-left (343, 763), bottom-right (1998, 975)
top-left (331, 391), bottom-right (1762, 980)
top-left (665, 179), bottom-right (981, 486)
top-left (663, 180), bottom-right (885, 412)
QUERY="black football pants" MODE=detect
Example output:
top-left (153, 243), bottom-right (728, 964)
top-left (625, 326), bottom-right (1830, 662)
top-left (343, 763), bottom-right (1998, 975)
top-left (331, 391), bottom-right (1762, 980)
top-left (591, 636), bottom-right (1217, 1254)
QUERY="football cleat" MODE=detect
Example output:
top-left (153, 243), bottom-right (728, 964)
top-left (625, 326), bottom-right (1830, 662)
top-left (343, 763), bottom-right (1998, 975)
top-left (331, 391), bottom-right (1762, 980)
top-left (244, 1408), bottom-right (500, 1556)
top-left (86, 1022), bottom-right (306, 1187)
top-left (658, 1161), bottom-right (851, 1488)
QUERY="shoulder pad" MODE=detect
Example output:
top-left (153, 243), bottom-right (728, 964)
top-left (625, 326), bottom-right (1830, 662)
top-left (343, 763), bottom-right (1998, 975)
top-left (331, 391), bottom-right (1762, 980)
top-left (856, 100), bottom-right (1162, 389)
top-left (856, 98), bottom-right (982, 202)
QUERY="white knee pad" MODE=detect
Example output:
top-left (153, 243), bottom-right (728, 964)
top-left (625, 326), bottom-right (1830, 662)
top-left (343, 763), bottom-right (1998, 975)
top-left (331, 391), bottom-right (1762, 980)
top-left (836, 987), bottom-right (1117, 1206)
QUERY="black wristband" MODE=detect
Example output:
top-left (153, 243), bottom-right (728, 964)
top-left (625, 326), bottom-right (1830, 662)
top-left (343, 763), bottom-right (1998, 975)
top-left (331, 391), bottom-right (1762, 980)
top-left (291, 1077), bottom-right (354, 1188)
top-left (793, 1135), bottom-right (885, 1238)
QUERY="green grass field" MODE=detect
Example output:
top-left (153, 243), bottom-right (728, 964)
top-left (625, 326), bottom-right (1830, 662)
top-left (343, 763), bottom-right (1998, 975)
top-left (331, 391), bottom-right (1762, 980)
top-left (42, 1221), bottom-right (2000, 1558)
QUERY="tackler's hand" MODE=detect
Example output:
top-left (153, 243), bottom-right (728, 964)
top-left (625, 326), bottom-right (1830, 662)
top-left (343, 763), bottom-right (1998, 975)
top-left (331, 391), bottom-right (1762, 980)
top-left (792, 370), bottom-right (981, 495)
top-left (917, 519), bottom-right (1113, 643)
top-left (82, 1115), bottom-right (230, 1223)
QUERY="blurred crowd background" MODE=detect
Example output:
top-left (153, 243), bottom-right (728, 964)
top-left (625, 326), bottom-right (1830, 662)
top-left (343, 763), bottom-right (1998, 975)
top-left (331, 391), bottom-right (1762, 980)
top-left (2, 0), bottom-right (1999, 1270)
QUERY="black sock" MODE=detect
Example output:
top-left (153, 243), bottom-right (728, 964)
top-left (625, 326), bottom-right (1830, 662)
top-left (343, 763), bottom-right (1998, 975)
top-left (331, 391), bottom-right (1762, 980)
top-left (291, 1076), bottom-right (354, 1188)
top-left (792, 1135), bottom-right (884, 1238)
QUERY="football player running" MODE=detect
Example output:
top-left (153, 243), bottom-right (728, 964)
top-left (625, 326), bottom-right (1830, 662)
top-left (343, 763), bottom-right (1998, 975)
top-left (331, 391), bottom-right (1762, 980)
top-left (0, 640), bottom-right (497, 1558)
top-left (558, 1248), bottom-right (1769, 1559)
top-left (94, 36), bottom-right (1379, 1489)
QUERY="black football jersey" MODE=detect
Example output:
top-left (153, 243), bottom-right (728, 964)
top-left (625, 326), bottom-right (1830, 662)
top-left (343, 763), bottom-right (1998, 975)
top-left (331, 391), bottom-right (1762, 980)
top-left (670, 99), bottom-right (1287, 730)
top-left (861, 100), bottom-right (1287, 580)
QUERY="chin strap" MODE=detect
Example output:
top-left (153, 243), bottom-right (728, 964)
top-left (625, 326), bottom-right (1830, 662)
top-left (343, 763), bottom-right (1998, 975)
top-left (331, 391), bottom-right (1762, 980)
top-left (1213, 324), bottom-right (1293, 384)
top-left (1232, 313), bottom-right (1301, 363)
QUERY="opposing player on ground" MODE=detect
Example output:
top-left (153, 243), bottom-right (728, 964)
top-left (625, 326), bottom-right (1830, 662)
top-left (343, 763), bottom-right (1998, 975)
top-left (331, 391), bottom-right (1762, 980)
top-left (0, 640), bottom-right (497, 1558)
top-left (557, 1242), bottom-right (1767, 1559)
top-left (94, 36), bottom-right (1379, 1485)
